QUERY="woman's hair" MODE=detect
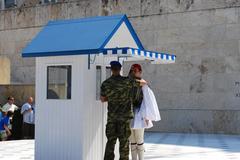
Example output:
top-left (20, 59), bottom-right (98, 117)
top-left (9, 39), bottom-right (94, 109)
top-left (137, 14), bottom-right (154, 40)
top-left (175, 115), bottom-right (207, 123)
top-left (128, 69), bottom-right (134, 76)
top-left (131, 64), bottom-right (142, 72)
top-left (128, 64), bottom-right (142, 79)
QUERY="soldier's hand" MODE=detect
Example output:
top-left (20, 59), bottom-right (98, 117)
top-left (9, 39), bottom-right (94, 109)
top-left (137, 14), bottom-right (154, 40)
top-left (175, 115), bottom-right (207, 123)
top-left (100, 96), bottom-right (108, 102)
top-left (137, 79), bottom-right (147, 86)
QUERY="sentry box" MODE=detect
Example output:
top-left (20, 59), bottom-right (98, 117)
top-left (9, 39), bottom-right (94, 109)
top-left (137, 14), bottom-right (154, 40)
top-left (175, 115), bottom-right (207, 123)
top-left (22, 14), bottom-right (176, 160)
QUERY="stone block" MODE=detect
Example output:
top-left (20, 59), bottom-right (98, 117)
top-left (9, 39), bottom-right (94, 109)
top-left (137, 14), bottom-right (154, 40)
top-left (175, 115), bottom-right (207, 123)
top-left (67, 1), bottom-right (86, 18)
top-left (49, 2), bottom-right (69, 20)
top-left (149, 109), bottom-right (240, 134)
top-left (198, 56), bottom-right (227, 74)
top-left (101, 0), bottom-right (141, 16)
top-left (3, 9), bottom-right (17, 30)
top-left (84, 0), bottom-right (101, 17)
top-left (168, 10), bottom-right (213, 28)
top-left (149, 109), bottom-right (214, 133)
top-left (15, 40), bottom-right (30, 56)
top-left (0, 12), bottom-right (4, 30)
top-left (14, 27), bottom-right (41, 42)
top-left (0, 56), bottom-right (10, 84)
top-left (211, 8), bottom-right (238, 25)
top-left (225, 0), bottom-right (240, 7)
top-left (206, 40), bottom-right (239, 57)
top-left (225, 23), bottom-right (240, 40)
top-left (140, 0), bottom-right (168, 16)
top-left (0, 41), bottom-right (16, 55)
top-left (137, 30), bottom-right (158, 47)
top-left (225, 56), bottom-right (240, 73)
top-left (167, 0), bottom-right (200, 12)
top-left (11, 65), bottom-right (35, 84)
top-left (129, 14), bottom-right (168, 31)
top-left (35, 5), bottom-right (51, 26)
top-left (156, 26), bottom-right (207, 44)
top-left (212, 110), bottom-right (240, 134)
top-left (17, 0), bottom-right (41, 8)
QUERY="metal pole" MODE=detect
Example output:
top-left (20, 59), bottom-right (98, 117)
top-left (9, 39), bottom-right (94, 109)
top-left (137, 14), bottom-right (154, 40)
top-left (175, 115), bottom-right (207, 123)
top-left (88, 54), bottom-right (90, 69)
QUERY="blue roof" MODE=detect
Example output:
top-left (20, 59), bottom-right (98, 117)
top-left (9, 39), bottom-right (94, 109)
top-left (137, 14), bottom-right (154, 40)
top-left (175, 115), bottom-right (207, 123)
top-left (22, 14), bottom-right (144, 57)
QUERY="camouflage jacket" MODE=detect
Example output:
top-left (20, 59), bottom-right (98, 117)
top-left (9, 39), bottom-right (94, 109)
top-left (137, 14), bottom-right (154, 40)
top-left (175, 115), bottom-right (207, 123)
top-left (101, 75), bottom-right (139, 122)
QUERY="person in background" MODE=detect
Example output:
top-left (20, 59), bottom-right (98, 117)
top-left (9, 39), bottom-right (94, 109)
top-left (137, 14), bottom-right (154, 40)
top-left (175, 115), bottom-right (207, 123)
top-left (128, 64), bottom-right (145, 160)
top-left (1, 96), bottom-right (18, 139)
top-left (21, 97), bottom-right (34, 139)
top-left (31, 103), bottom-right (35, 139)
top-left (0, 108), bottom-right (3, 135)
top-left (0, 108), bottom-right (2, 121)
top-left (1, 96), bottom-right (18, 114)
top-left (0, 111), bottom-right (14, 141)
top-left (12, 106), bottom-right (23, 140)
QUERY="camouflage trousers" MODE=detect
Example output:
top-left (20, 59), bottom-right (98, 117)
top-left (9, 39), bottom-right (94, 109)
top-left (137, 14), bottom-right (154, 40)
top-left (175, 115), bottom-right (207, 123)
top-left (104, 120), bottom-right (131, 160)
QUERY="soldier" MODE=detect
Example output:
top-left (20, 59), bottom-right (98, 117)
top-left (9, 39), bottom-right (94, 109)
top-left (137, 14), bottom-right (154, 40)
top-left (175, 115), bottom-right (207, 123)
top-left (101, 61), bottom-right (146, 160)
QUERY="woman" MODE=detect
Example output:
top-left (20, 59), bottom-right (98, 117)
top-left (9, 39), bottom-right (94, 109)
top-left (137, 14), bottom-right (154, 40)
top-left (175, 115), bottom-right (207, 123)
top-left (129, 64), bottom-right (161, 160)
top-left (128, 64), bottom-right (146, 160)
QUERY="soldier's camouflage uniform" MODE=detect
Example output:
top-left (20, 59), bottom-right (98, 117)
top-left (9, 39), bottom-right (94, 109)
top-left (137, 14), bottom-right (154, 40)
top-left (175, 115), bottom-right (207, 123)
top-left (101, 74), bottom-right (139, 160)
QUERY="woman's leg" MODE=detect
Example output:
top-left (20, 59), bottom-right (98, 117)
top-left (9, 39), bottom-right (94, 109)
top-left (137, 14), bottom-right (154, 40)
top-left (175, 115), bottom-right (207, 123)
top-left (135, 129), bottom-right (145, 160)
top-left (129, 129), bottom-right (138, 160)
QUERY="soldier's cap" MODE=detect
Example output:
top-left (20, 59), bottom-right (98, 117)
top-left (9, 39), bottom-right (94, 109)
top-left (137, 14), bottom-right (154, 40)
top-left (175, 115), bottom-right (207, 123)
top-left (110, 61), bottom-right (122, 68)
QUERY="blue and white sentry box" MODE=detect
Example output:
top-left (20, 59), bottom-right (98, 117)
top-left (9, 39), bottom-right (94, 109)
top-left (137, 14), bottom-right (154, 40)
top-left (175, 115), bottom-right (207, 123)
top-left (22, 14), bottom-right (176, 160)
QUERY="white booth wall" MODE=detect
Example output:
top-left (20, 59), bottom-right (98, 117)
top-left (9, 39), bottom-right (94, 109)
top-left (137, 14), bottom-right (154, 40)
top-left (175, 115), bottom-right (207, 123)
top-left (35, 55), bottom-right (108, 160)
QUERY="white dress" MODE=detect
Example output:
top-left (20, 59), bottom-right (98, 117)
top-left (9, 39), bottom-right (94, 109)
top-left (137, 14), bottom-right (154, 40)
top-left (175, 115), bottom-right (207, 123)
top-left (131, 85), bottom-right (161, 129)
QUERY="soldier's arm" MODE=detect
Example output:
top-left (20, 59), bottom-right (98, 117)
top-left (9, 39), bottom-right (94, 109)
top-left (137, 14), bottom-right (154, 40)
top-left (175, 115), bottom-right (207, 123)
top-left (100, 82), bottom-right (108, 103)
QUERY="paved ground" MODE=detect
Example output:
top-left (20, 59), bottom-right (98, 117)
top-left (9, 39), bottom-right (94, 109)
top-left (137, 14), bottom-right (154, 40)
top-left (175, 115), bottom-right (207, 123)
top-left (0, 132), bottom-right (240, 160)
top-left (144, 132), bottom-right (240, 160)
top-left (0, 140), bottom-right (34, 160)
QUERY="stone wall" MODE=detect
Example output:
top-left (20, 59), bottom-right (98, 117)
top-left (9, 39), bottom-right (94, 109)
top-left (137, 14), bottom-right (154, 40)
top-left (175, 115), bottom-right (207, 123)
top-left (0, 56), bottom-right (10, 84)
top-left (0, 84), bottom-right (35, 107)
top-left (0, 0), bottom-right (240, 134)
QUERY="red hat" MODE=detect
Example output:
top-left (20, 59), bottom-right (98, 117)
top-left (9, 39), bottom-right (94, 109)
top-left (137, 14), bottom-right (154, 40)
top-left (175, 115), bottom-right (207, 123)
top-left (131, 64), bottom-right (142, 71)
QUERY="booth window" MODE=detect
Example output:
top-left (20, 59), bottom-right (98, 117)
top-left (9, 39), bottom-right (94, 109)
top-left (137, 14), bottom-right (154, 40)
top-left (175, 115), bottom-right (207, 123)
top-left (4, 0), bottom-right (16, 8)
top-left (0, 0), bottom-right (3, 9)
top-left (43, 0), bottom-right (57, 4)
top-left (47, 65), bottom-right (72, 99)
top-left (96, 66), bottom-right (102, 100)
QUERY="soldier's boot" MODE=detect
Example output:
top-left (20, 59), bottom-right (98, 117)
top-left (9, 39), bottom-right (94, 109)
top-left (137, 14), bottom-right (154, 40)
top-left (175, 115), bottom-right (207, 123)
top-left (137, 143), bottom-right (145, 160)
top-left (130, 143), bottom-right (138, 160)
